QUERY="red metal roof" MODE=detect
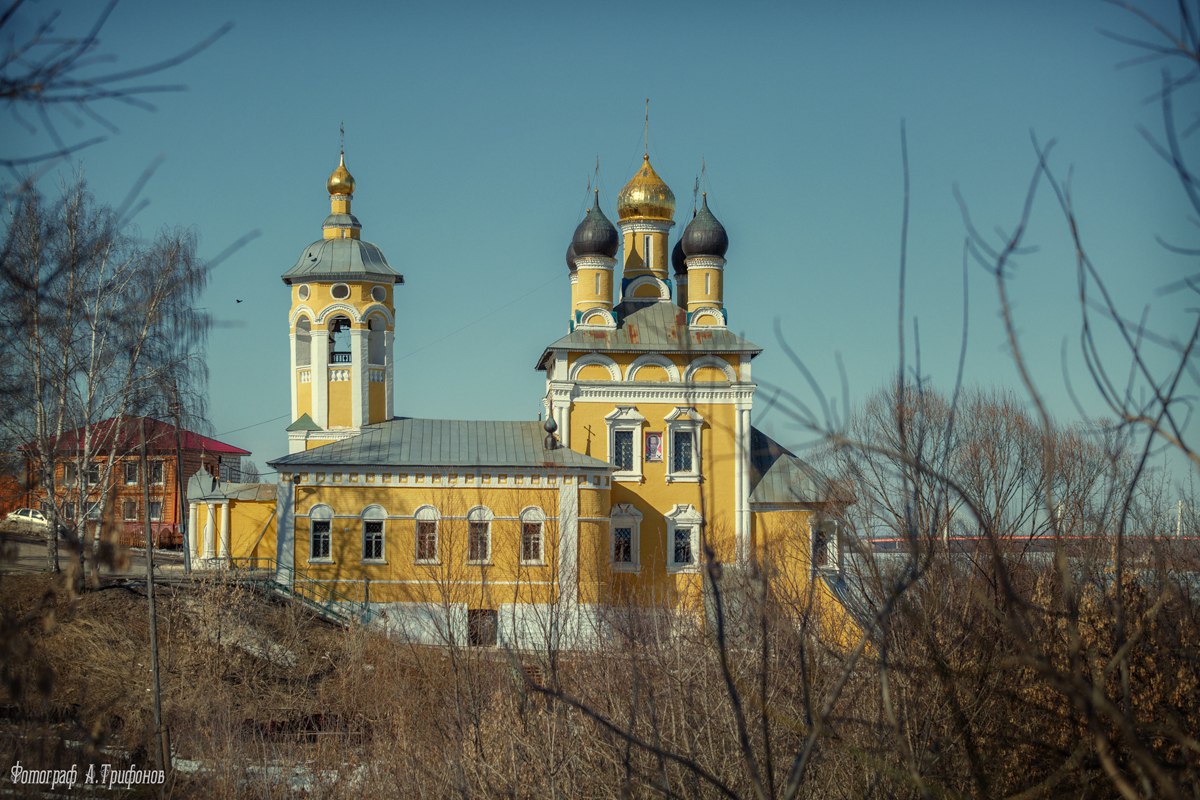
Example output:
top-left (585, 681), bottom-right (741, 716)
top-left (36, 416), bottom-right (250, 457)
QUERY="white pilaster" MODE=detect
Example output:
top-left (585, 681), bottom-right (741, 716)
top-left (275, 480), bottom-right (295, 586)
top-left (202, 502), bottom-right (216, 560)
top-left (350, 327), bottom-right (367, 428)
top-left (219, 502), bottom-right (231, 561)
top-left (557, 483), bottom-right (580, 647)
top-left (188, 502), bottom-right (198, 560)
top-left (383, 329), bottom-right (395, 419)
top-left (736, 406), bottom-right (752, 565)
top-left (311, 329), bottom-right (330, 429)
top-left (289, 331), bottom-right (298, 421)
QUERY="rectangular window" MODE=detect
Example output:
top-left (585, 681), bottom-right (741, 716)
top-left (86, 464), bottom-right (100, 486)
top-left (86, 503), bottom-right (101, 521)
top-left (122, 500), bottom-right (138, 521)
top-left (467, 609), bottom-right (498, 647)
top-left (672, 431), bottom-right (694, 473)
top-left (124, 462), bottom-right (138, 485)
top-left (468, 521), bottom-right (490, 562)
top-left (705, 272), bottom-right (711, 295)
top-left (813, 527), bottom-right (829, 569)
top-left (614, 430), bottom-right (634, 471)
top-left (416, 520), bottom-right (438, 562)
top-left (64, 464), bottom-right (77, 485)
top-left (63, 502), bottom-right (76, 520)
top-left (644, 234), bottom-right (652, 268)
top-left (149, 501), bottom-right (163, 522)
top-left (673, 526), bottom-right (694, 566)
top-left (521, 522), bottom-right (543, 563)
top-left (363, 520), bottom-right (384, 560)
top-left (613, 527), bottom-right (633, 564)
top-left (310, 520), bottom-right (331, 560)
top-left (149, 461), bottom-right (164, 484)
top-left (595, 272), bottom-right (601, 296)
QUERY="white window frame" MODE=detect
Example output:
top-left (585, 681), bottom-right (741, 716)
top-left (644, 234), bottom-right (653, 268)
top-left (605, 406), bottom-right (646, 483)
top-left (124, 462), bottom-right (138, 485)
top-left (149, 501), bottom-right (163, 522)
top-left (414, 505), bottom-right (440, 564)
top-left (810, 515), bottom-right (843, 576)
top-left (149, 461), bottom-right (165, 485)
top-left (362, 505), bottom-right (386, 563)
top-left (309, 504), bottom-right (334, 563)
top-left (519, 506), bottom-right (547, 566)
top-left (609, 503), bottom-right (642, 572)
top-left (665, 504), bottom-right (703, 573)
top-left (122, 499), bottom-right (138, 521)
top-left (664, 407), bottom-right (704, 483)
top-left (467, 505), bottom-right (493, 565)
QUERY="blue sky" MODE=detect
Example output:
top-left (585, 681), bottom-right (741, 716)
top-left (5, 0), bottom-right (1194, 476)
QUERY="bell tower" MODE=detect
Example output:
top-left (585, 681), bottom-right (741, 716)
top-left (282, 149), bottom-right (404, 453)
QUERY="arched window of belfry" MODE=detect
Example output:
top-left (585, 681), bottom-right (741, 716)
top-left (295, 316), bottom-right (312, 367)
top-left (367, 313), bottom-right (386, 365)
top-left (328, 315), bottom-right (352, 364)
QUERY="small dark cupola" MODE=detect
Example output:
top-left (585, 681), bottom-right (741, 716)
top-left (671, 237), bottom-right (687, 275)
top-left (681, 193), bottom-right (729, 258)
top-left (566, 242), bottom-right (578, 273)
top-left (571, 190), bottom-right (619, 258)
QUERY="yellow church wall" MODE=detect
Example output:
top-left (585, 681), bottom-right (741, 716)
top-left (368, 382), bottom-right (385, 422)
top-left (689, 366), bottom-right (729, 383)
top-left (621, 230), bottom-right (668, 276)
top-left (327, 382), bottom-right (352, 428)
top-left (189, 496), bottom-right (277, 563)
top-left (575, 364), bottom-right (613, 382)
top-left (573, 268), bottom-right (613, 311)
top-left (752, 508), bottom-right (863, 646)
top-left (289, 480), bottom-right (606, 607)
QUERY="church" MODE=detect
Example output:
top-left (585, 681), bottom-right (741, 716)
top-left (186, 145), bottom-right (858, 648)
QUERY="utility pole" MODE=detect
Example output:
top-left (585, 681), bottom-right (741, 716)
top-left (169, 384), bottom-right (191, 574)
top-left (139, 417), bottom-right (168, 778)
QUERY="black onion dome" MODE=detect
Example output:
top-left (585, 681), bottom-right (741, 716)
top-left (671, 237), bottom-right (687, 275)
top-left (571, 191), bottom-right (619, 258)
top-left (681, 194), bottom-right (729, 258)
top-left (566, 242), bottom-right (577, 273)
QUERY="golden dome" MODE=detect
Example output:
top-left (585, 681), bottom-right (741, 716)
top-left (617, 155), bottom-right (675, 221)
top-left (327, 152), bottom-right (356, 196)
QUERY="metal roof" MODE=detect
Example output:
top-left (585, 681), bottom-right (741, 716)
top-left (748, 427), bottom-right (837, 505)
top-left (268, 418), bottom-right (614, 472)
top-left (281, 238), bottom-right (404, 285)
top-left (286, 413), bottom-right (322, 432)
top-left (536, 301), bottom-right (761, 369)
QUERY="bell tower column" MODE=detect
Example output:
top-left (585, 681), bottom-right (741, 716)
top-left (351, 325), bottom-right (368, 428)
top-left (383, 329), bottom-right (395, 420)
top-left (312, 328), bottom-right (330, 428)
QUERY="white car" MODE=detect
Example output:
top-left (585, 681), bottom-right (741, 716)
top-left (2, 508), bottom-right (51, 535)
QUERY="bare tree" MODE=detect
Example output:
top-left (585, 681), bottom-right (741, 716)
top-left (0, 178), bottom-right (209, 584)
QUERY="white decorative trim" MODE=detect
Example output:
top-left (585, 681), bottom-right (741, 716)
top-left (609, 503), bottom-right (642, 572)
top-left (623, 275), bottom-right (671, 302)
top-left (618, 219), bottom-right (673, 234)
top-left (315, 302), bottom-right (362, 325)
top-left (664, 407), bottom-right (704, 483)
top-left (684, 355), bottom-right (736, 383)
top-left (626, 353), bottom-right (681, 382)
top-left (576, 307), bottom-right (617, 329)
top-left (569, 354), bottom-right (621, 381)
top-left (290, 305), bottom-right (317, 327)
top-left (519, 506), bottom-right (547, 565)
top-left (575, 384), bottom-right (756, 404)
top-left (809, 514), bottom-right (843, 576)
top-left (360, 303), bottom-right (395, 328)
top-left (604, 406), bottom-right (646, 482)
top-left (414, 504), bottom-right (440, 564)
top-left (467, 505), bottom-right (494, 565)
top-left (689, 308), bottom-right (727, 328)
top-left (665, 504), bottom-right (703, 573)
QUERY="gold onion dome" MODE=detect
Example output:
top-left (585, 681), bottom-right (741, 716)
top-left (327, 152), bottom-right (356, 196)
top-left (617, 155), bottom-right (675, 221)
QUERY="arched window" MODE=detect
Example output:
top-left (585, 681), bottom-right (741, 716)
top-left (414, 505), bottom-right (439, 563)
top-left (467, 506), bottom-right (493, 564)
top-left (664, 504), bottom-right (703, 573)
top-left (367, 314), bottom-right (386, 365)
top-left (295, 316), bottom-right (312, 367)
top-left (362, 505), bottom-right (386, 562)
top-left (309, 504), bottom-right (334, 562)
top-left (328, 315), bottom-right (352, 364)
top-left (519, 506), bottom-right (546, 565)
